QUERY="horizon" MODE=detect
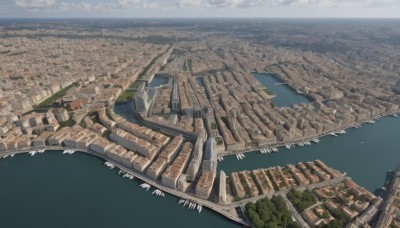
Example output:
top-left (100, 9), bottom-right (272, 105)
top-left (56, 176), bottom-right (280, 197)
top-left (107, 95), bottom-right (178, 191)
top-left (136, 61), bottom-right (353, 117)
top-left (2, 0), bottom-right (400, 19)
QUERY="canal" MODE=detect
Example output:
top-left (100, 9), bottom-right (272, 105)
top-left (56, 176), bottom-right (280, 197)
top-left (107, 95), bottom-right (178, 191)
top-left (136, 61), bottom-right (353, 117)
top-left (253, 72), bottom-right (311, 107)
top-left (149, 75), bottom-right (169, 87)
top-left (218, 115), bottom-right (400, 194)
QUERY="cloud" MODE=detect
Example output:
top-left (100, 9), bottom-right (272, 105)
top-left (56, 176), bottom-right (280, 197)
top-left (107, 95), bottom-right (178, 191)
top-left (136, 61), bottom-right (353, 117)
top-left (15, 0), bottom-right (55, 9)
top-left (177, 0), bottom-right (205, 7)
top-left (114, 0), bottom-right (141, 7)
top-left (175, 0), bottom-right (399, 8)
top-left (143, 1), bottom-right (160, 9)
top-left (60, 2), bottom-right (91, 11)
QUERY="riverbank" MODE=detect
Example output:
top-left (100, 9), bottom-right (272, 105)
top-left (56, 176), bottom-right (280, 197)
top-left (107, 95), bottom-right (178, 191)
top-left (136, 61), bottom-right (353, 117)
top-left (0, 147), bottom-right (247, 226)
top-left (218, 109), bottom-right (400, 157)
top-left (0, 151), bottom-right (240, 228)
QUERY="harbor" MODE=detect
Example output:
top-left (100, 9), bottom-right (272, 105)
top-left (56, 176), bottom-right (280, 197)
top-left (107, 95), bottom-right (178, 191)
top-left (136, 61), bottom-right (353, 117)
top-left (218, 115), bottom-right (400, 195)
top-left (0, 150), bottom-right (240, 228)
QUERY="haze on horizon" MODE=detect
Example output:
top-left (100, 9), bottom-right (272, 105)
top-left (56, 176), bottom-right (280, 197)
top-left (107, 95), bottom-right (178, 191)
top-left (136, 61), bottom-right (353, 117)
top-left (1, 0), bottom-right (400, 19)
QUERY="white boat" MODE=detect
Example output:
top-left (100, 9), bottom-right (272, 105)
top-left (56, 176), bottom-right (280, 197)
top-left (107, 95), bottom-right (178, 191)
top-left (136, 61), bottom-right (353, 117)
top-left (311, 139), bottom-right (318, 143)
top-left (29, 151), bottom-right (37, 156)
top-left (179, 199), bottom-right (184, 204)
top-left (10, 154), bottom-right (14, 157)
top-left (104, 162), bottom-right (115, 169)
top-left (184, 200), bottom-right (188, 207)
top-left (198, 205), bottom-right (202, 213)
top-left (285, 145), bottom-right (290, 149)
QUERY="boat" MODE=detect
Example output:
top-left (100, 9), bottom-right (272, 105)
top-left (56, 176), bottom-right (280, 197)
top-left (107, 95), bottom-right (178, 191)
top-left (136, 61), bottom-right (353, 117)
top-left (10, 154), bottom-right (14, 158)
top-left (312, 138), bottom-right (320, 143)
top-left (104, 162), bottom-right (115, 169)
top-left (285, 145), bottom-right (290, 149)
top-left (183, 200), bottom-right (188, 207)
top-left (179, 199), bottom-right (184, 204)
top-left (29, 151), bottom-right (37, 156)
top-left (198, 205), bottom-right (202, 213)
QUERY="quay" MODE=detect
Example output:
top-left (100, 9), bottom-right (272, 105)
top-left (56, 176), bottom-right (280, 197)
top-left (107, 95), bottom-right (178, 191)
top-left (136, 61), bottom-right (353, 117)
top-left (218, 109), bottom-right (400, 158)
top-left (0, 147), bottom-right (248, 226)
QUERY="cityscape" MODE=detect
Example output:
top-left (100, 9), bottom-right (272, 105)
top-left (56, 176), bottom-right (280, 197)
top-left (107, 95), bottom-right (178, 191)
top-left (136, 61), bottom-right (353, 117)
top-left (1, 8), bottom-right (400, 228)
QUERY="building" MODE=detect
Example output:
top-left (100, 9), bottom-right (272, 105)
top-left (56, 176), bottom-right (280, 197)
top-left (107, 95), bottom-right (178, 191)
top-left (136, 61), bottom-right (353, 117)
top-left (171, 76), bottom-right (180, 112)
top-left (195, 171), bottom-right (216, 199)
top-left (219, 170), bottom-right (227, 204)
top-left (55, 108), bottom-right (69, 122)
top-left (202, 137), bottom-right (217, 173)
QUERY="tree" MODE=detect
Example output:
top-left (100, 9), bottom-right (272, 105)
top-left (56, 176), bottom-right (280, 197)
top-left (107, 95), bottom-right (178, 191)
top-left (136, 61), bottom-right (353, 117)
top-left (246, 202), bottom-right (257, 212)
top-left (251, 215), bottom-right (265, 228)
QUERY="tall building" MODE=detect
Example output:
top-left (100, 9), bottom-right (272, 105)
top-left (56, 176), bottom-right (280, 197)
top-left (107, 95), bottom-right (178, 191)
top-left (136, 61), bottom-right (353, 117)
top-left (171, 76), bottom-right (180, 112)
top-left (202, 137), bottom-right (217, 173)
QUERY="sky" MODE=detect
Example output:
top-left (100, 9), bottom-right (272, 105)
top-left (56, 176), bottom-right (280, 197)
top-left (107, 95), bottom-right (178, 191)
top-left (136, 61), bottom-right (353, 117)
top-left (1, 0), bottom-right (400, 18)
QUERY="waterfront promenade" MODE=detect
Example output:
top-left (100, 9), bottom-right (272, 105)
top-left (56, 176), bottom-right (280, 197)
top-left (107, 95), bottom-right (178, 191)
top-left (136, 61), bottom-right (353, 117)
top-left (0, 146), bottom-right (348, 227)
top-left (0, 147), bottom-right (247, 226)
top-left (218, 109), bottom-right (400, 157)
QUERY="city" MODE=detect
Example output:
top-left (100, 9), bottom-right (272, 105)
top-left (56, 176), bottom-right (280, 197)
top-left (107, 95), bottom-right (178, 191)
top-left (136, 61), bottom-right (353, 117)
top-left (1, 15), bottom-right (400, 228)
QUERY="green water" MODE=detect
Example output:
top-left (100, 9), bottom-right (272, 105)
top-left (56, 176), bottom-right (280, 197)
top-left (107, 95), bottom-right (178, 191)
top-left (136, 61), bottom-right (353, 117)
top-left (218, 116), bottom-right (400, 194)
top-left (150, 75), bottom-right (169, 87)
top-left (253, 73), bottom-right (311, 107)
top-left (0, 152), bottom-right (240, 228)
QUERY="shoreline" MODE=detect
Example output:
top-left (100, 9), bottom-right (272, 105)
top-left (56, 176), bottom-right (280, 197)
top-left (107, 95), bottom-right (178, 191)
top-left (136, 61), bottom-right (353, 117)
top-left (0, 147), bottom-right (248, 226)
top-left (218, 110), bottom-right (400, 157)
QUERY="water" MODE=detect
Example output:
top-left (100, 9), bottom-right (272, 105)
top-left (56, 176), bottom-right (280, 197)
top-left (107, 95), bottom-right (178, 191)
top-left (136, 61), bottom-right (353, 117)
top-left (0, 152), bottom-right (240, 228)
top-left (253, 72), bottom-right (311, 107)
top-left (150, 75), bottom-right (169, 87)
top-left (114, 102), bottom-right (141, 124)
top-left (218, 116), bottom-right (400, 194)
